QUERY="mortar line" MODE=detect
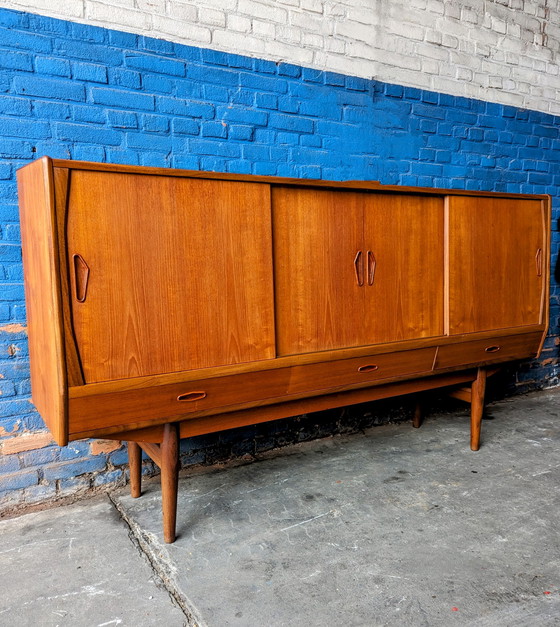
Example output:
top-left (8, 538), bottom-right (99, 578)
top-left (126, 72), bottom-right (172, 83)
top-left (106, 492), bottom-right (207, 627)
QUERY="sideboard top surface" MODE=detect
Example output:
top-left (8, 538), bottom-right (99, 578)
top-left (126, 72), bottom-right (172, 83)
top-left (41, 157), bottom-right (550, 201)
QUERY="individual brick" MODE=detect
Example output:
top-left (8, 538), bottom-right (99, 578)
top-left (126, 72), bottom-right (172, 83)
top-left (107, 110), bottom-right (138, 129)
top-left (72, 61), bottom-right (108, 83)
top-left (0, 50), bottom-right (33, 71)
top-left (91, 87), bottom-right (155, 111)
top-left (13, 75), bottom-right (85, 101)
top-left (124, 52), bottom-right (186, 77)
top-left (34, 56), bottom-right (71, 77)
top-left (172, 118), bottom-right (199, 135)
top-left (55, 122), bottom-right (122, 145)
top-left (269, 112), bottom-right (314, 133)
top-left (201, 121), bottom-right (227, 138)
top-left (229, 125), bottom-right (253, 141)
top-left (0, 431), bottom-right (53, 455)
top-left (142, 114), bottom-right (169, 132)
top-left (42, 456), bottom-right (107, 481)
top-left (0, 468), bottom-right (38, 491)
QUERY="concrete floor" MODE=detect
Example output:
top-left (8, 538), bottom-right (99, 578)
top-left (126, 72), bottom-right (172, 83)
top-left (1, 389), bottom-right (559, 626)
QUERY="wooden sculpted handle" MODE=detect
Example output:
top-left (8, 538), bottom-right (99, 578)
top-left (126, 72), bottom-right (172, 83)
top-left (354, 250), bottom-right (364, 286)
top-left (484, 345), bottom-right (501, 353)
top-left (367, 250), bottom-right (376, 286)
top-left (73, 254), bottom-right (90, 303)
top-left (535, 248), bottom-right (543, 277)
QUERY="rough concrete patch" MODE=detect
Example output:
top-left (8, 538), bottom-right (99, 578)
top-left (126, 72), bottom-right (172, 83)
top-left (0, 495), bottom-right (187, 626)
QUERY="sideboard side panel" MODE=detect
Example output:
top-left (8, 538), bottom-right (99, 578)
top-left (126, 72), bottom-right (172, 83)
top-left (538, 196), bottom-right (552, 351)
top-left (17, 157), bottom-right (68, 446)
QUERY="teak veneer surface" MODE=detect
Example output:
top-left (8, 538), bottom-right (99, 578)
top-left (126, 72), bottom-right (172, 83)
top-left (66, 169), bottom-right (275, 383)
top-left (273, 188), bottom-right (444, 355)
top-left (17, 159), bottom-right (67, 444)
top-left (448, 196), bottom-right (548, 334)
top-left (68, 347), bottom-right (438, 434)
top-left (273, 187), bottom-right (365, 354)
top-left (68, 332), bottom-right (543, 439)
top-left (97, 370), bottom-right (483, 444)
top-left (433, 332), bottom-right (542, 370)
top-left (361, 193), bottom-right (444, 343)
top-left (67, 324), bottom-right (546, 398)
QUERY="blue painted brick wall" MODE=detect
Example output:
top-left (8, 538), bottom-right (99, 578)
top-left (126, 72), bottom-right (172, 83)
top-left (0, 7), bottom-right (558, 508)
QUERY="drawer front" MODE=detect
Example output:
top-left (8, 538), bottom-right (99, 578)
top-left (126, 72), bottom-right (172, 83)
top-left (69, 347), bottom-right (436, 435)
top-left (434, 332), bottom-right (542, 371)
top-left (287, 347), bottom-right (436, 396)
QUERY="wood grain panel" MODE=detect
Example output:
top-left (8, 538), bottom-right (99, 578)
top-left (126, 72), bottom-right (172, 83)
top-left (53, 167), bottom-right (85, 387)
top-left (17, 157), bottom-right (68, 445)
top-left (69, 347), bottom-right (436, 434)
top-left (448, 197), bottom-right (545, 334)
top-left (177, 370), bottom-right (479, 439)
top-left (434, 332), bottom-right (542, 370)
top-left (273, 188), bottom-right (444, 355)
top-left (66, 171), bottom-right (275, 382)
top-left (74, 370), bottom-right (479, 442)
top-left (69, 323), bottom-right (545, 397)
top-left (273, 187), bottom-right (365, 355)
top-left (363, 194), bottom-right (444, 342)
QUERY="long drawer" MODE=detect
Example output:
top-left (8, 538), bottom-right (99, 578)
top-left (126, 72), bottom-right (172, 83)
top-left (68, 347), bottom-right (436, 435)
top-left (433, 332), bottom-right (542, 371)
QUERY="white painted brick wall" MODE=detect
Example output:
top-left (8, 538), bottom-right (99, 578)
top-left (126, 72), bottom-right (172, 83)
top-left (1, 0), bottom-right (559, 114)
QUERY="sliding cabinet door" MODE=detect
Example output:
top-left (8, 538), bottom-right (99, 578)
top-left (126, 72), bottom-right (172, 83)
top-left (448, 197), bottom-right (546, 334)
top-left (66, 171), bottom-right (275, 382)
top-left (273, 188), bottom-right (444, 355)
top-left (363, 194), bottom-right (444, 343)
top-left (273, 187), bottom-right (365, 355)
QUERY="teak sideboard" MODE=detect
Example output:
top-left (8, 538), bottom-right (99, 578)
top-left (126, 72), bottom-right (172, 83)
top-left (17, 157), bottom-right (550, 543)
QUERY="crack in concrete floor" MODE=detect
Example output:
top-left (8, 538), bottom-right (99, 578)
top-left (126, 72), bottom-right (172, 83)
top-left (107, 491), bottom-right (202, 627)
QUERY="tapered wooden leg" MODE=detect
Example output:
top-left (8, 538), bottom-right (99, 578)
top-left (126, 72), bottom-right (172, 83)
top-left (161, 422), bottom-right (180, 544)
top-left (470, 368), bottom-right (487, 451)
top-left (128, 441), bottom-right (142, 498)
top-left (412, 399), bottom-right (423, 428)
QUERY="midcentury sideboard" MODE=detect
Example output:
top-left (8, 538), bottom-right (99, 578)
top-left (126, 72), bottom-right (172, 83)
top-left (17, 157), bottom-right (550, 543)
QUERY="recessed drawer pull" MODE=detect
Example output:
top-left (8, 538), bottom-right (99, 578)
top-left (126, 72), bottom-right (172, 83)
top-left (73, 253), bottom-right (90, 303)
top-left (177, 391), bottom-right (207, 402)
top-left (358, 364), bottom-right (379, 373)
top-left (484, 345), bottom-right (501, 353)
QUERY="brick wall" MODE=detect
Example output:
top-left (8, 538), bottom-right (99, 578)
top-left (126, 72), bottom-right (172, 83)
top-left (1, 0), bottom-right (559, 115)
top-left (0, 6), bottom-right (558, 511)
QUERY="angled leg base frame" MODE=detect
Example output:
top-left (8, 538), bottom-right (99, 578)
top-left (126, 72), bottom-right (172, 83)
top-left (415, 367), bottom-right (496, 451)
top-left (127, 422), bottom-right (180, 543)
